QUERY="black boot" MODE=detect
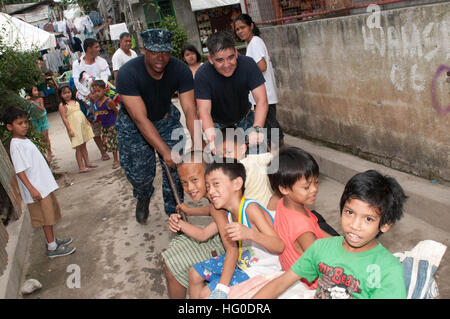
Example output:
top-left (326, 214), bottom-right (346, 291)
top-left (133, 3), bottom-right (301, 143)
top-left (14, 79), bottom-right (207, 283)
top-left (136, 198), bottom-right (150, 224)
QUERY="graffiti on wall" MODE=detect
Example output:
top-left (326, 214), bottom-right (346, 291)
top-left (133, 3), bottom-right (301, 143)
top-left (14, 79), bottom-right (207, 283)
top-left (431, 64), bottom-right (450, 115)
top-left (362, 6), bottom-right (449, 113)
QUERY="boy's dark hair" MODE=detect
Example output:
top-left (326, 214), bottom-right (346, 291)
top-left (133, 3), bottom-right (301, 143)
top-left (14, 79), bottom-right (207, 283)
top-left (181, 43), bottom-right (201, 63)
top-left (205, 159), bottom-right (246, 194)
top-left (206, 31), bottom-right (235, 56)
top-left (83, 38), bottom-right (98, 52)
top-left (57, 84), bottom-right (75, 105)
top-left (3, 106), bottom-right (28, 125)
top-left (119, 32), bottom-right (131, 40)
top-left (268, 147), bottom-right (319, 196)
top-left (233, 13), bottom-right (260, 37)
top-left (92, 79), bottom-right (106, 89)
top-left (339, 170), bottom-right (407, 236)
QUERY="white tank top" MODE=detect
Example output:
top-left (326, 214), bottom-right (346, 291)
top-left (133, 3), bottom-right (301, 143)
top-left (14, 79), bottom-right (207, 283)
top-left (227, 197), bottom-right (282, 277)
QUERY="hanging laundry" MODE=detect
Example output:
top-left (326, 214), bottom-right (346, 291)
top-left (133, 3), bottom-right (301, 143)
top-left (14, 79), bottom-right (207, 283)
top-left (89, 11), bottom-right (103, 27)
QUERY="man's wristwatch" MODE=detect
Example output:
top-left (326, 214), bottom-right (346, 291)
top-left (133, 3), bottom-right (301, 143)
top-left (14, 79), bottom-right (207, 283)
top-left (251, 126), bottom-right (262, 133)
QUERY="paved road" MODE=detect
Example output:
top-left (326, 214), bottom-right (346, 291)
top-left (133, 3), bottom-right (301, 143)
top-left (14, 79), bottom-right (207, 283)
top-left (21, 104), bottom-right (449, 299)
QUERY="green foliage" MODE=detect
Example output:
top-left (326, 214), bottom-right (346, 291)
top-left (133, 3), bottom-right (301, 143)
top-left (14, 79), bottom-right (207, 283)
top-left (0, 29), bottom-right (46, 154)
top-left (158, 15), bottom-right (188, 60)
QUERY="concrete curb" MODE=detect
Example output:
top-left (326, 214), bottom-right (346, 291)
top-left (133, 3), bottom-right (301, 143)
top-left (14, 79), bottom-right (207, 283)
top-left (284, 135), bottom-right (450, 232)
top-left (0, 205), bottom-right (32, 299)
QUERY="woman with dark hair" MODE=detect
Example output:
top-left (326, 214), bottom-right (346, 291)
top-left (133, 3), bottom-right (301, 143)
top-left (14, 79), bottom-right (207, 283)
top-left (181, 44), bottom-right (202, 77)
top-left (234, 13), bottom-right (284, 149)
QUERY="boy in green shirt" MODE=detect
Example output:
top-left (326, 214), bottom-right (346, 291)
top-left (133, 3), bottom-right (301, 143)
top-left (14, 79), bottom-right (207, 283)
top-left (253, 170), bottom-right (408, 299)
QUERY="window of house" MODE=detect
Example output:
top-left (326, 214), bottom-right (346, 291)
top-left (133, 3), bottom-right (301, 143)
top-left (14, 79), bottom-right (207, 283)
top-left (143, 0), bottom-right (175, 28)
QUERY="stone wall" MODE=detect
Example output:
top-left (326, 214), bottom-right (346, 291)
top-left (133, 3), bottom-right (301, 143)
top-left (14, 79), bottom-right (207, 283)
top-left (261, 2), bottom-right (450, 182)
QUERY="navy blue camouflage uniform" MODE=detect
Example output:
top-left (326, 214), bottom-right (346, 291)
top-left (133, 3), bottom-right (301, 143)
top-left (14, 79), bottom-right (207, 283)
top-left (116, 105), bottom-right (184, 216)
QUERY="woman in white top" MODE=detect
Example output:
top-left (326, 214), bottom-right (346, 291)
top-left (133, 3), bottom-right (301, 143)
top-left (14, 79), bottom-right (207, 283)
top-left (234, 14), bottom-right (284, 149)
top-left (181, 44), bottom-right (202, 78)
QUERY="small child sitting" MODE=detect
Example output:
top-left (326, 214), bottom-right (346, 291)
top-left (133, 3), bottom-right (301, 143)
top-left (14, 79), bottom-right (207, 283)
top-left (162, 151), bottom-right (225, 299)
top-left (188, 160), bottom-right (284, 299)
top-left (253, 169), bottom-right (408, 299)
top-left (5, 107), bottom-right (76, 258)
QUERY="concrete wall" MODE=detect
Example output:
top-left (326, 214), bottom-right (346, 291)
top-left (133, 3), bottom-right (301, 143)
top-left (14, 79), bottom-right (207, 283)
top-left (173, 0), bottom-right (202, 52)
top-left (261, 2), bottom-right (450, 182)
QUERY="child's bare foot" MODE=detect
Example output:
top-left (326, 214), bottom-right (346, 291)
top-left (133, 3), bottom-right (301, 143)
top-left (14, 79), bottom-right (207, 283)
top-left (79, 168), bottom-right (92, 173)
top-left (86, 163), bottom-right (98, 168)
top-left (112, 162), bottom-right (120, 169)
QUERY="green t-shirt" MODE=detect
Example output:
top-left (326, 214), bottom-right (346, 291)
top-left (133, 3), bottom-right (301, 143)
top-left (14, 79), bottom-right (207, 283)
top-left (291, 236), bottom-right (406, 299)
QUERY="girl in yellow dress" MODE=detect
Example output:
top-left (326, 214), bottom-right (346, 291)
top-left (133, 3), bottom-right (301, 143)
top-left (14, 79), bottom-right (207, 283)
top-left (57, 84), bottom-right (97, 173)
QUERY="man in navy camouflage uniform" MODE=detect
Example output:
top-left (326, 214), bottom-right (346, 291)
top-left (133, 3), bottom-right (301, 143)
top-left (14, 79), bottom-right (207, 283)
top-left (116, 29), bottom-right (200, 224)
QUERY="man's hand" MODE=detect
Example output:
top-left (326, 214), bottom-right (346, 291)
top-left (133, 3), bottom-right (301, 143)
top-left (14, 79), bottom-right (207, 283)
top-left (161, 148), bottom-right (180, 167)
top-left (248, 130), bottom-right (265, 147)
top-left (204, 127), bottom-right (216, 155)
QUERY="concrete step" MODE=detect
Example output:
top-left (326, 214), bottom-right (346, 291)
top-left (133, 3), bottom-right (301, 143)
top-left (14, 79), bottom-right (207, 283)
top-left (284, 134), bottom-right (450, 233)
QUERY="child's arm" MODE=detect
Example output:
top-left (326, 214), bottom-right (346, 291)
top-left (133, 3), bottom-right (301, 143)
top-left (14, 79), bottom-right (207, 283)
top-left (16, 172), bottom-right (42, 201)
top-left (168, 213), bottom-right (218, 241)
top-left (58, 103), bottom-right (75, 137)
top-left (253, 269), bottom-right (301, 299)
top-left (266, 193), bottom-right (281, 211)
top-left (294, 232), bottom-right (317, 255)
top-left (107, 99), bottom-right (118, 117)
top-left (210, 206), bottom-right (238, 290)
top-left (225, 203), bottom-right (284, 254)
top-left (176, 203), bottom-right (210, 216)
top-left (38, 98), bottom-right (45, 112)
top-left (321, 231), bottom-right (333, 238)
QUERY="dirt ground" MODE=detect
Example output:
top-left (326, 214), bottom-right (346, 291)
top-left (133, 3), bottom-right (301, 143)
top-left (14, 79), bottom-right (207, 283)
top-left (20, 105), bottom-right (449, 299)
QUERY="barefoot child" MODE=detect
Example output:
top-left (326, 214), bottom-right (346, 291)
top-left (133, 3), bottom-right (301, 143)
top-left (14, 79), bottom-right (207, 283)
top-left (188, 160), bottom-right (284, 299)
top-left (5, 107), bottom-right (76, 258)
top-left (162, 151), bottom-right (225, 299)
top-left (58, 84), bottom-right (97, 173)
top-left (92, 80), bottom-right (119, 169)
top-left (26, 86), bottom-right (53, 160)
top-left (253, 170), bottom-right (408, 299)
